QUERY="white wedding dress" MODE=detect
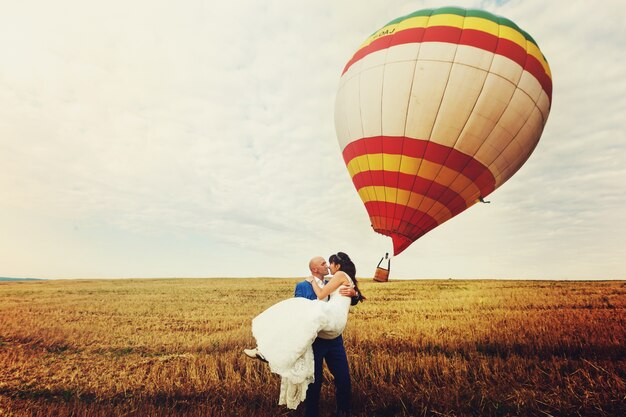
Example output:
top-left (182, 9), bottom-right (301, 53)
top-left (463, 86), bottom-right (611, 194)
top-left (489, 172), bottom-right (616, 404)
top-left (251, 278), bottom-right (353, 409)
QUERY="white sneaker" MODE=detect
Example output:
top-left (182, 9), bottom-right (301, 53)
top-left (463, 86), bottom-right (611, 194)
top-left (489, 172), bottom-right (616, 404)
top-left (243, 348), bottom-right (267, 362)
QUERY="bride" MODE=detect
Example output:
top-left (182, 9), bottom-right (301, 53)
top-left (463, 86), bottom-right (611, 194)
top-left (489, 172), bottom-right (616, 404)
top-left (244, 252), bottom-right (364, 409)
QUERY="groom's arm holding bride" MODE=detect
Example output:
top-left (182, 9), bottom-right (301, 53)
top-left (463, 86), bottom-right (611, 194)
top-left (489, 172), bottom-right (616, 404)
top-left (333, 283), bottom-right (362, 305)
top-left (346, 285), bottom-right (361, 305)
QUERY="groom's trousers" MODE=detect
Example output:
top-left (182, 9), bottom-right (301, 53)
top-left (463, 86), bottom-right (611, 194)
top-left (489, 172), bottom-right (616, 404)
top-left (305, 335), bottom-right (351, 417)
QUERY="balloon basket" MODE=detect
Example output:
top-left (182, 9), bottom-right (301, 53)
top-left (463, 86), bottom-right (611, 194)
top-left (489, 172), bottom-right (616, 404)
top-left (373, 267), bottom-right (389, 282)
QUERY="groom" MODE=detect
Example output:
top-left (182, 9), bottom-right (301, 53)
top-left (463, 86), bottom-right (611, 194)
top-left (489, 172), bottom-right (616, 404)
top-left (295, 256), bottom-right (360, 417)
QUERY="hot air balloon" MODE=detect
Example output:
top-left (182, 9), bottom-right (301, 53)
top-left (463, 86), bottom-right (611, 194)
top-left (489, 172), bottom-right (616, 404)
top-left (334, 7), bottom-right (552, 255)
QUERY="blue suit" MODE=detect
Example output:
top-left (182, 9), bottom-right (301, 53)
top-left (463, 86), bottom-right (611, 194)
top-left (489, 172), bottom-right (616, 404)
top-left (295, 280), bottom-right (351, 417)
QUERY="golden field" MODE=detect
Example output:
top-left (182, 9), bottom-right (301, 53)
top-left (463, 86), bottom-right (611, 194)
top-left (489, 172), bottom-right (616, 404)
top-left (0, 278), bottom-right (624, 416)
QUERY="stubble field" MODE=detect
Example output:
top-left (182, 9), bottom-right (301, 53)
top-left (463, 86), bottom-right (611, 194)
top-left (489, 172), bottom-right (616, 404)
top-left (0, 278), bottom-right (624, 416)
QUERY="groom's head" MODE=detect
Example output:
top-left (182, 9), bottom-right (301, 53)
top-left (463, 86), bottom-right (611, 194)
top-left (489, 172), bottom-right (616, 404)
top-left (309, 256), bottom-right (329, 279)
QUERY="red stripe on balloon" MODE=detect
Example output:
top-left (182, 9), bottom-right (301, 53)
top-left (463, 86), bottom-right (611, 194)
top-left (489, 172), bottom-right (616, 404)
top-left (342, 26), bottom-right (552, 102)
top-left (343, 37), bottom-right (393, 75)
top-left (368, 203), bottom-right (441, 256)
top-left (423, 26), bottom-right (462, 43)
top-left (342, 138), bottom-right (364, 165)
top-left (495, 38), bottom-right (527, 68)
top-left (460, 28), bottom-right (498, 51)
top-left (351, 171), bottom-right (468, 215)
top-left (495, 40), bottom-right (551, 101)
top-left (343, 136), bottom-right (496, 196)
top-left (365, 202), bottom-right (440, 237)
top-left (389, 27), bottom-right (426, 47)
top-left (525, 55), bottom-right (552, 100)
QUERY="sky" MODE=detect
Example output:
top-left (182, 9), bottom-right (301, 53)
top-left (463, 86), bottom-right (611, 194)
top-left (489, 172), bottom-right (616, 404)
top-left (1, 0), bottom-right (625, 280)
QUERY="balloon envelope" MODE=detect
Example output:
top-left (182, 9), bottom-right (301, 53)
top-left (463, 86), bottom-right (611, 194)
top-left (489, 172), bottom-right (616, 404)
top-left (334, 7), bottom-right (552, 255)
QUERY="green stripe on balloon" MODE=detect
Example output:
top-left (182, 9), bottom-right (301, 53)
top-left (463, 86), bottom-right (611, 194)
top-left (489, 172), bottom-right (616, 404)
top-left (373, 7), bottom-right (543, 54)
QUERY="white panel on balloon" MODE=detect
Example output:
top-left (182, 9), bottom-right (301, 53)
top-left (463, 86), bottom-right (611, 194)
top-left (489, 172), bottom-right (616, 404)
top-left (342, 75), bottom-right (365, 143)
top-left (454, 44), bottom-right (494, 71)
top-left (480, 123), bottom-right (514, 167)
top-left (338, 58), bottom-right (363, 91)
top-left (517, 70), bottom-right (543, 104)
top-left (404, 60), bottom-right (452, 140)
top-left (490, 54), bottom-right (523, 87)
top-left (456, 112), bottom-right (495, 157)
top-left (334, 85), bottom-right (352, 151)
top-left (418, 41), bottom-right (457, 62)
top-left (359, 66), bottom-right (385, 138)
top-left (498, 88), bottom-right (535, 138)
top-left (385, 42), bottom-right (420, 66)
top-left (489, 145), bottom-right (513, 187)
top-left (456, 74), bottom-right (516, 157)
top-left (495, 140), bottom-right (525, 184)
top-left (430, 64), bottom-right (487, 147)
top-left (473, 73), bottom-right (516, 125)
top-left (536, 91), bottom-right (551, 124)
top-left (358, 48), bottom-right (388, 74)
top-left (508, 107), bottom-right (544, 166)
top-left (381, 60), bottom-right (417, 137)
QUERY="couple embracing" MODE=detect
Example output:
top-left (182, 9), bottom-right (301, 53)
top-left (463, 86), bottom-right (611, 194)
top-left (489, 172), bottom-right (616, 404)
top-left (245, 252), bottom-right (364, 417)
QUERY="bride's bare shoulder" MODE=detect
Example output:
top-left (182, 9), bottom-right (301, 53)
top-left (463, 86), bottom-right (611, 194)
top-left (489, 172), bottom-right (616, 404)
top-left (333, 271), bottom-right (350, 283)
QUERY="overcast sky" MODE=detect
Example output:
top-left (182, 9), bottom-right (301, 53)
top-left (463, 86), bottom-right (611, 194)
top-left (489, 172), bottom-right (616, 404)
top-left (1, 0), bottom-right (624, 280)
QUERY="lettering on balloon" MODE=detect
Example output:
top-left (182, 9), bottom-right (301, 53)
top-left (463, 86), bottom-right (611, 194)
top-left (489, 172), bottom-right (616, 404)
top-left (372, 27), bottom-right (396, 40)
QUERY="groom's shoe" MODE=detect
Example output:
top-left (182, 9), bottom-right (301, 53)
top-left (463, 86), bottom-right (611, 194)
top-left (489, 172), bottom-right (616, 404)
top-left (243, 348), bottom-right (268, 363)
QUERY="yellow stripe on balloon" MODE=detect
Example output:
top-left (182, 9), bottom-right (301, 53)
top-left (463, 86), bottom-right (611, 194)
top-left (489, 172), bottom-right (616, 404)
top-left (426, 13), bottom-right (465, 28)
top-left (354, 156), bottom-right (377, 204)
top-left (498, 25), bottom-right (527, 50)
top-left (355, 14), bottom-right (550, 78)
top-left (498, 27), bottom-right (551, 77)
top-left (347, 153), bottom-right (482, 201)
top-left (462, 17), bottom-right (499, 36)
top-left (396, 16), bottom-right (430, 33)
top-left (346, 153), bottom-right (398, 173)
top-left (526, 42), bottom-right (552, 78)
top-left (348, 153), bottom-right (478, 191)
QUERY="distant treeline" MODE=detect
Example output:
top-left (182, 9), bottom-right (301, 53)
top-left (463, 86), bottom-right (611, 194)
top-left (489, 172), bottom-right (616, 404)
top-left (0, 277), bottom-right (44, 281)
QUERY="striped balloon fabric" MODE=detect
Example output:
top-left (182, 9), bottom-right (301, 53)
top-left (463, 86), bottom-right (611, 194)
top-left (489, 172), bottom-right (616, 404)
top-left (334, 7), bottom-right (552, 256)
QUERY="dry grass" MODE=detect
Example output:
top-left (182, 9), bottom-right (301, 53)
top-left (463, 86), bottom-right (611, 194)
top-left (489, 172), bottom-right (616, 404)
top-left (0, 278), bottom-right (624, 416)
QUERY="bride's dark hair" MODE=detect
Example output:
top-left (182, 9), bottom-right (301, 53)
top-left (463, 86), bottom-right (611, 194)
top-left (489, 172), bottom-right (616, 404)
top-left (329, 252), bottom-right (365, 302)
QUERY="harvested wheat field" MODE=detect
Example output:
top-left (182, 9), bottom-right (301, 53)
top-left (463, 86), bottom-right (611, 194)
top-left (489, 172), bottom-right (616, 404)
top-left (0, 278), bottom-right (624, 416)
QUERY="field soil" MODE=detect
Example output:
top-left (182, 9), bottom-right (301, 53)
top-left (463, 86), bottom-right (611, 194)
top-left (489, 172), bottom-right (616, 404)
top-left (0, 278), bottom-right (624, 416)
